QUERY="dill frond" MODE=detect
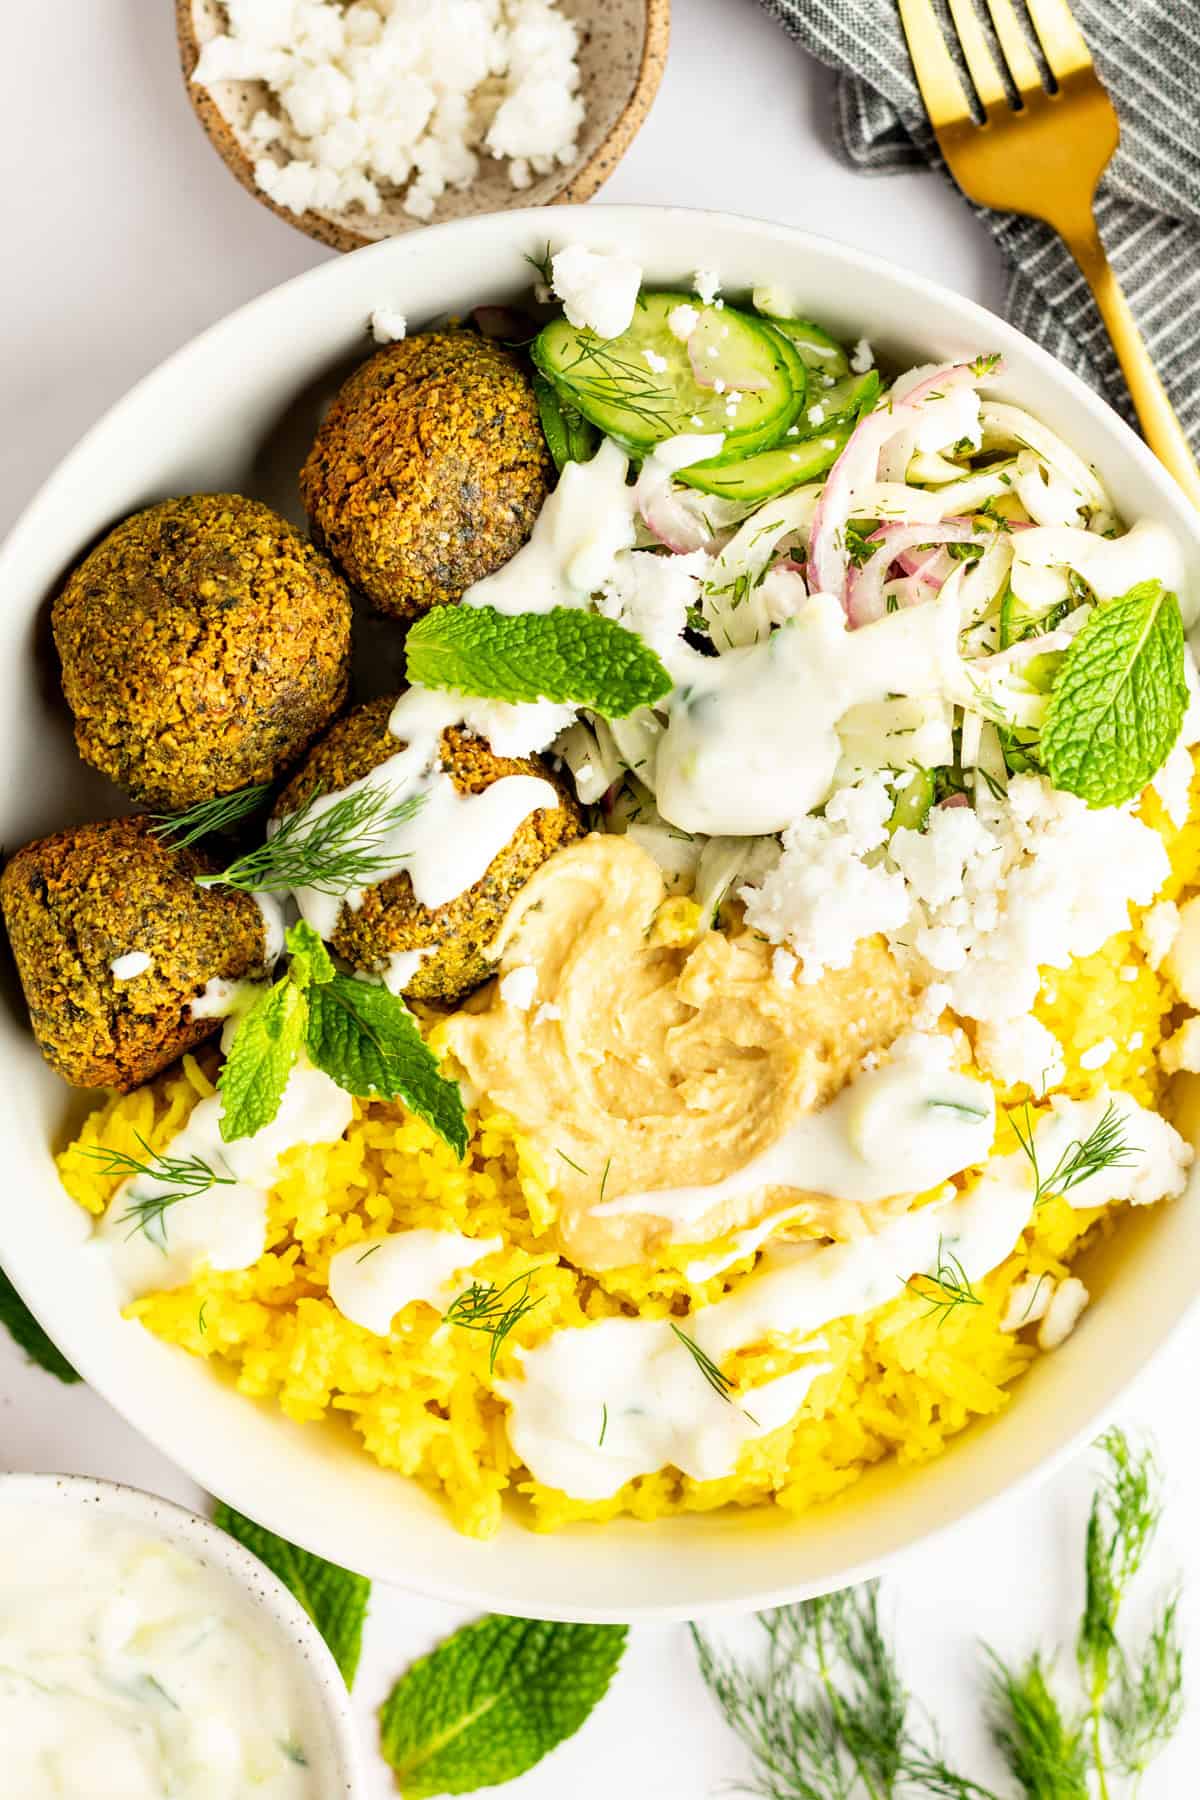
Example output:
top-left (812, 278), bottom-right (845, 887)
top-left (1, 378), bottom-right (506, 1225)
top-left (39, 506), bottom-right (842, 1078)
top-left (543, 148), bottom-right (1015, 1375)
top-left (149, 783), bottom-right (272, 849)
top-left (195, 785), bottom-right (427, 897)
top-left (1010, 1100), bottom-right (1134, 1208)
top-left (443, 1270), bottom-right (541, 1372)
top-left (907, 1238), bottom-right (983, 1327)
top-left (79, 1134), bottom-right (235, 1249)
top-left (985, 1650), bottom-right (1089, 1800)
top-left (669, 1324), bottom-right (736, 1405)
top-left (1104, 1588), bottom-right (1184, 1780)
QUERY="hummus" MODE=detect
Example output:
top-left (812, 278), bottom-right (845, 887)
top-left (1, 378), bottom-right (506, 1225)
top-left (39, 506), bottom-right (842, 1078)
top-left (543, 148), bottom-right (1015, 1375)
top-left (444, 835), bottom-right (916, 1270)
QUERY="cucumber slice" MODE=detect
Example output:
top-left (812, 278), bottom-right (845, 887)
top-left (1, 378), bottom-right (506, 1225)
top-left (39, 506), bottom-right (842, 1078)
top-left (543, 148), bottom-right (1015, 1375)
top-left (531, 293), bottom-right (802, 456)
top-left (762, 317), bottom-right (850, 379)
top-left (888, 768), bottom-right (935, 834)
top-left (676, 423), bottom-right (851, 502)
top-left (802, 369), bottom-right (880, 432)
top-left (533, 373), bottom-right (599, 471)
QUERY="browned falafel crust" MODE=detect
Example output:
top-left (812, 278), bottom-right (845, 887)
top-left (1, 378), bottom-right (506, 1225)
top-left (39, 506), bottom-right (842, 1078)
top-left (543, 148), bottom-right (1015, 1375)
top-left (0, 816), bottom-right (271, 1091)
top-left (53, 494), bottom-right (353, 811)
top-left (299, 331), bottom-right (552, 622)
top-left (277, 695), bottom-right (583, 1002)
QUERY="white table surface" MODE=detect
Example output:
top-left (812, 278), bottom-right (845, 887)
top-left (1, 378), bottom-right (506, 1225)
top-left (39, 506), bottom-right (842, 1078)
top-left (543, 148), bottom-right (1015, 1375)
top-left (2, 2), bottom-right (1198, 1794)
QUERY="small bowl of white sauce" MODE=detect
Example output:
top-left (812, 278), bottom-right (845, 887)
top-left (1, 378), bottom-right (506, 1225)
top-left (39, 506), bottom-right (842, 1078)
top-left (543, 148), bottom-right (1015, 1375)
top-left (0, 1472), bottom-right (367, 1799)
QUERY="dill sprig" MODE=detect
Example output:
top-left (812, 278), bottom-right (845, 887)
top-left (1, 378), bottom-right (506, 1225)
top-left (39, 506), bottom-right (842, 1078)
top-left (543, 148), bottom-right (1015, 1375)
top-left (669, 1323), bottom-right (736, 1405)
top-left (525, 243), bottom-right (553, 286)
top-left (1010, 1100), bottom-right (1135, 1208)
top-left (149, 783), bottom-right (272, 850)
top-left (985, 1650), bottom-right (1089, 1799)
top-left (195, 785), bottom-right (427, 897)
top-left (444, 1270), bottom-right (542, 1371)
top-left (907, 1238), bottom-right (983, 1327)
top-left (79, 1134), bottom-right (234, 1248)
top-left (560, 337), bottom-right (675, 433)
top-left (1104, 1590), bottom-right (1184, 1781)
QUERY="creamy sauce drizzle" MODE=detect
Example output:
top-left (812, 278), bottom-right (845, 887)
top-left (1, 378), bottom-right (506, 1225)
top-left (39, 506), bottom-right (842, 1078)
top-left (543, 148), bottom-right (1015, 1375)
top-left (501, 1090), bottom-right (1186, 1500)
top-left (328, 1229), bottom-right (501, 1335)
top-left (98, 1066), bottom-right (353, 1299)
top-left (283, 695), bottom-right (558, 940)
top-left (654, 591), bottom-right (961, 835)
top-left (0, 1505), bottom-right (321, 1798)
top-left (595, 1054), bottom-right (995, 1228)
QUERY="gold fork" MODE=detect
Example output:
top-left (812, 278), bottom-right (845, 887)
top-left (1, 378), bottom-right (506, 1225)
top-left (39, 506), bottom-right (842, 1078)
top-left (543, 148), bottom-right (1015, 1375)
top-left (899, 0), bottom-right (1200, 506)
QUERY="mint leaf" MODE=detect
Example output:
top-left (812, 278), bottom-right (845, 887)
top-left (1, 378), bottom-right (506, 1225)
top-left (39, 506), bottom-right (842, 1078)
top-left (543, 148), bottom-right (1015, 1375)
top-left (0, 1267), bottom-right (79, 1383)
top-left (379, 1615), bottom-right (627, 1797)
top-left (1042, 582), bottom-right (1188, 807)
top-left (213, 1503), bottom-right (369, 1687)
top-left (218, 976), bottom-right (308, 1143)
top-left (405, 606), bottom-right (672, 717)
top-left (285, 919), bottom-right (334, 987)
top-left (306, 976), bottom-right (467, 1158)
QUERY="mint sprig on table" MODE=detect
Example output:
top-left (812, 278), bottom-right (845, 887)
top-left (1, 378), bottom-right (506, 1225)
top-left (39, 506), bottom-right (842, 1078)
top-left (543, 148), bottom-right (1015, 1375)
top-left (0, 1267), bottom-right (79, 1383)
top-left (378, 1614), bottom-right (628, 1797)
top-left (1042, 580), bottom-right (1188, 808)
top-left (214, 1502), bottom-right (370, 1688)
top-left (404, 605), bottom-right (672, 717)
top-left (219, 921), bottom-right (466, 1156)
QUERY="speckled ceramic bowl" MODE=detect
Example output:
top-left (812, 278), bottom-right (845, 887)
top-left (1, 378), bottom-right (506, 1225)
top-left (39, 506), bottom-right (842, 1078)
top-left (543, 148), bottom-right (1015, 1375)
top-left (176, 0), bottom-right (670, 252)
top-left (0, 1472), bottom-right (368, 1796)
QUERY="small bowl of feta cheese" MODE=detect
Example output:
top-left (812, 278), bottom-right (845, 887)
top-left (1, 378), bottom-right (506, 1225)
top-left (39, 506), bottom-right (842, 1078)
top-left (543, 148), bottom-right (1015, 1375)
top-left (0, 1473), bottom-right (367, 1799)
top-left (176, 0), bottom-right (671, 251)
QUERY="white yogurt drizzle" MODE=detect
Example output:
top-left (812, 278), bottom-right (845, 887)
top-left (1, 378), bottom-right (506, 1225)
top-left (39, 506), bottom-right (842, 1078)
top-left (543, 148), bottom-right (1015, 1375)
top-left (328, 1229), bottom-right (501, 1335)
top-left (283, 689), bottom-right (558, 941)
top-left (595, 1045), bottom-right (996, 1229)
top-left (99, 1066), bottom-right (353, 1299)
top-left (500, 1089), bottom-right (1188, 1500)
top-left (0, 1505), bottom-right (320, 1798)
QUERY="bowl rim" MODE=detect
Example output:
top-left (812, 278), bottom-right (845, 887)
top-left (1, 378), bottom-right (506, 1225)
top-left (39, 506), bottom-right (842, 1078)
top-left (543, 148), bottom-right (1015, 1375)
top-left (3, 202), bottom-right (1200, 1620)
top-left (0, 1469), bottom-right (369, 1792)
top-left (173, 0), bottom-right (673, 254)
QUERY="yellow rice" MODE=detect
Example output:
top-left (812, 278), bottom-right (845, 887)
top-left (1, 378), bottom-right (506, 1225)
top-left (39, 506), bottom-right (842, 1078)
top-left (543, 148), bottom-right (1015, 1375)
top-left (59, 759), bottom-right (1200, 1541)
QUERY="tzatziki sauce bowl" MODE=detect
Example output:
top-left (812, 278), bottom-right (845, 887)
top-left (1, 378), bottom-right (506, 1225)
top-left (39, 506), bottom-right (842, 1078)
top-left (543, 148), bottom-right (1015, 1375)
top-left (3, 206), bottom-right (1200, 1621)
top-left (0, 1472), bottom-right (367, 1799)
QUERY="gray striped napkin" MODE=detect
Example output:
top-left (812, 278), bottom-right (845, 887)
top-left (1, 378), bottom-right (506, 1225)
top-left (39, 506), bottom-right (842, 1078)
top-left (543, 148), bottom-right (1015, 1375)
top-left (758, 0), bottom-right (1200, 449)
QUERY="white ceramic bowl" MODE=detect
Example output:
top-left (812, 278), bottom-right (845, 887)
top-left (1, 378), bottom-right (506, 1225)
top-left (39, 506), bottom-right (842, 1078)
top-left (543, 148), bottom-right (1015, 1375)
top-left (0, 1471), bottom-right (367, 1794)
top-left (2, 206), bottom-right (1198, 1621)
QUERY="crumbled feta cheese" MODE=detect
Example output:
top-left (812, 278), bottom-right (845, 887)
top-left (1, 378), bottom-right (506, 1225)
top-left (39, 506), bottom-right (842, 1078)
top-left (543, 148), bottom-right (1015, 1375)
top-left (533, 1001), bottom-right (563, 1026)
top-left (370, 307), bottom-right (407, 345)
top-left (849, 337), bottom-right (875, 374)
top-left (771, 948), bottom-right (798, 987)
top-left (1001, 1274), bottom-right (1053, 1333)
top-left (1162, 1015), bottom-right (1200, 1075)
top-left (1153, 646), bottom-right (1200, 825)
top-left (693, 269), bottom-right (721, 305)
top-left (1141, 899), bottom-right (1180, 971)
top-left (1119, 965), bottom-right (1139, 982)
top-left (807, 405), bottom-right (825, 426)
top-left (198, 0), bottom-right (586, 221)
top-left (1079, 1037), bottom-right (1116, 1071)
top-left (499, 965), bottom-right (538, 1010)
top-left (550, 244), bottom-right (641, 339)
top-left (1128, 1031), bottom-right (1144, 1051)
top-left (596, 548), bottom-right (708, 679)
top-left (110, 951), bottom-right (153, 981)
top-left (973, 1016), bottom-right (1065, 1094)
top-left (912, 981), bottom-right (952, 1032)
top-left (668, 303), bottom-right (701, 342)
top-left (643, 347), bottom-right (669, 373)
top-left (1038, 1277), bottom-right (1089, 1350)
top-left (1037, 1089), bottom-right (1191, 1209)
top-left (712, 378), bottom-right (726, 396)
top-left (1165, 893), bottom-right (1200, 1006)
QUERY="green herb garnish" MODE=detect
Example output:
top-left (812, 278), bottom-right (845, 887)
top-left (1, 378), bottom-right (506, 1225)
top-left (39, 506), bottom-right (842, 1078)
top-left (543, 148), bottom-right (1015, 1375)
top-left (1010, 1100), bottom-right (1135, 1208)
top-left (79, 1133), bottom-right (235, 1248)
top-left (443, 1271), bottom-right (542, 1371)
top-left (669, 1323), bottom-right (736, 1405)
top-left (906, 1238), bottom-right (983, 1327)
top-left (378, 1616), bottom-right (627, 1797)
top-left (214, 1503), bottom-right (370, 1688)
top-left (0, 1268), bottom-right (79, 1384)
top-left (1041, 580), bottom-right (1188, 807)
top-left (218, 922), bottom-right (466, 1155)
top-left (196, 786), bottom-right (427, 897)
top-left (404, 606), bottom-right (672, 718)
top-left (149, 783), bottom-right (272, 850)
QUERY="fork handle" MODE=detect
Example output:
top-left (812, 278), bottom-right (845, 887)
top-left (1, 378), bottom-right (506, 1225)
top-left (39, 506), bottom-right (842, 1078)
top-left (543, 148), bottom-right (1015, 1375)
top-left (1067, 225), bottom-right (1200, 509)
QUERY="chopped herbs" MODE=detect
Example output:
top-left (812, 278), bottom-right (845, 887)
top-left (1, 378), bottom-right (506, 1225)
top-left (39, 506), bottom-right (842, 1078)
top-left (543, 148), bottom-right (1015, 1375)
top-left (78, 1135), bottom-right (235, 1248)
top-left (1010, 1100), bottom-right (1135, 1208)
top-left (444, 1270), bottom-right (542, 1371)
top-left (669, 1323), bottom-right (736, 1405)
top-left (196, 785), bottom-right (427, 897)
top-left (149, 783), bottom-right (273, 850)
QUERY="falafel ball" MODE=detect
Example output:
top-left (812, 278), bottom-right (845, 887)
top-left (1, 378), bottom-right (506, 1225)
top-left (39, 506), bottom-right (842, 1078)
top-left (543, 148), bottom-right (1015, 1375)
top-left (53, 494), bottom-right (353, 811)
top-left (277, 695), bottom-right (583, 1002)
top-left (299, 331), bottom-right (552, 621)
top-left (0, 816), bottom-right (275, 1091)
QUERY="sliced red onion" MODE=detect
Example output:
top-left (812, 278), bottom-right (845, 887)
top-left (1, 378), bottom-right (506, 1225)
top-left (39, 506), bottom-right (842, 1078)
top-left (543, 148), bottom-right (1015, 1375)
top-left (845, 519), bottom-right (984, 628)
top-left (634, 433), bottom-right (729, 552)
top-left (939, 793), bottom-right (971, 809)
top-left (686, 311), bottom-right (770, 391)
